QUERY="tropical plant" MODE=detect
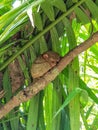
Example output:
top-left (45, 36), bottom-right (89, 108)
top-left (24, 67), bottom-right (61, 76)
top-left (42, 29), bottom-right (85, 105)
top-left (0, 0), bottom-right (98, 130)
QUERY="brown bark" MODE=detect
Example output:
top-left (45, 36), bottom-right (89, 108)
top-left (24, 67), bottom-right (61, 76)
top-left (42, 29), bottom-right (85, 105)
top-left (0, 31), bottom-right (98, 119)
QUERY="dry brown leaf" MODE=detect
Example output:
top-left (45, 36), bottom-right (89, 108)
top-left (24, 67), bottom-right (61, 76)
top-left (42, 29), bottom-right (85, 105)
top-left (8, 59), bottom-right (24, 93)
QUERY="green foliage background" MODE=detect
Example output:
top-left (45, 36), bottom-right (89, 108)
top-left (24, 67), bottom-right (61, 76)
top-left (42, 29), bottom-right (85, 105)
top-left (0, 0), bottom-right (98, 130)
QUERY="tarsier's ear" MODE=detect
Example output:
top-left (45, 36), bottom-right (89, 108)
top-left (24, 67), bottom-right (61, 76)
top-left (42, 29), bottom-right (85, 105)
top-left (43, 53), bottom-right (49, 59)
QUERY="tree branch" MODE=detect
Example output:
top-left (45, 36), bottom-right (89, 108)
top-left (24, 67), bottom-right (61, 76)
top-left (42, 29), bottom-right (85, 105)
top-left (0, 31), bottom-right (98, 119)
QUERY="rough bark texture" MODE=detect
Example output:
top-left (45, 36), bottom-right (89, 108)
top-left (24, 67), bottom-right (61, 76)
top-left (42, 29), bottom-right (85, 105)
top-left (0, 31), bottom-right (98, 119)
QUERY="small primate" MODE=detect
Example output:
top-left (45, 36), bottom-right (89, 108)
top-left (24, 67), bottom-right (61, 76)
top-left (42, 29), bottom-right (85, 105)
top-left (31, 51), bottom-right (60, 79)
top-left (23, 51), bottom-right (60, 97)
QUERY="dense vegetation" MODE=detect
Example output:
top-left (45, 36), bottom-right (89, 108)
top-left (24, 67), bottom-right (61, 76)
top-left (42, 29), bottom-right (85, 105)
top-left (0, 0), bottom-right (98, 130)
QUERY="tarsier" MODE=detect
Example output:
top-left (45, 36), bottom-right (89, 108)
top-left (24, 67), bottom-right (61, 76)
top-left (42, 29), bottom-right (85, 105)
top-left (31, 51), bottom-right (60, 79)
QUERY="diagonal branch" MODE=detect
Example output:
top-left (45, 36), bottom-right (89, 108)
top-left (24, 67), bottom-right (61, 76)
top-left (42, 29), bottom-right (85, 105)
top-left (0, 31), bottom-right (98, 119)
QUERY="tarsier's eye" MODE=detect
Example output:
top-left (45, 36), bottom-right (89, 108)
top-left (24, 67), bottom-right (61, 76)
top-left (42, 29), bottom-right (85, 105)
top-left (51, 60), bottom-right (55, 64)
top-left (51, 59), bottom-right (56, 64)
top-left (50, 60), bottom-right (56, 67)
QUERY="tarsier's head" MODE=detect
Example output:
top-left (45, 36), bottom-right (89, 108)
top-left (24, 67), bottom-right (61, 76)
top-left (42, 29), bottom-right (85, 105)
top-left (42, 51), bottom-right (60, 67)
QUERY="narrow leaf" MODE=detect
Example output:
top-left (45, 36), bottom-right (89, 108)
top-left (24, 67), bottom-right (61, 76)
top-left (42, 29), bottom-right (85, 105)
top-left (3, 69), bottom-right (18, 130)
top-left (33, 9), bottom-right (43, 30)
top-left (3, 69), bottom-right (12, 101)
top-left (85, 0), bottom-right (98, 20)
top-left (44, 83), bottom-right (53, 130)
top-left (88, 64), bottom-right (98, 74)
top-left (50, 27), bottom-right (60, 53)
top-left (0, 13), bottom-right (28, 45)
top-left (62, 17), bottom-right (76, 49)
top-left (52, 78), bottom-right (62, 130)
top-left (54, 88), bottom-right (81, 118)
top-left (41, 0), bottom-right (55, 21)
top-left (26, 95), bottom-right (39, 130)
top-left (39, 36), bottom-right (48, 54)
top-left (74, 7), bottom-right (90, 24)
top-left (79, 78), bottom-right (98, 104)
top-left (51, 0), bottom-right (66, 12)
